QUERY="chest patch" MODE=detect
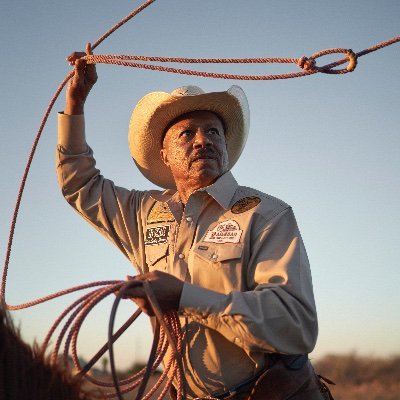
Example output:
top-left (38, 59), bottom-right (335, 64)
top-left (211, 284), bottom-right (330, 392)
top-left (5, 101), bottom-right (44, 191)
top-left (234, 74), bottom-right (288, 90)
top-left (145, 225), bottom-right (170, 246)
top-left (147, 202), bottom-right (175, 224)
top-left (204, 220), bottom-right (242, 244)
top-left (231, 196), bottom-right (261, 214)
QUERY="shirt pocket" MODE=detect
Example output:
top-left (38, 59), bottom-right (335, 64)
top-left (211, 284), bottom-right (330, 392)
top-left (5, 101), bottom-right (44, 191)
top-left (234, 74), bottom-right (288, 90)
top-left (145, 243), bottom-right (169, 272)
top-left (191, 243), bottom-right (244, 292)
top-left (193, 243), bottom-right (243, 268)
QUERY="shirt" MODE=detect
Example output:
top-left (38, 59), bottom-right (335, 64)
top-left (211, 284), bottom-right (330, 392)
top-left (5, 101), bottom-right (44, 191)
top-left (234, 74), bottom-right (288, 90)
top-left (56, 113), bottom-right (318, 398)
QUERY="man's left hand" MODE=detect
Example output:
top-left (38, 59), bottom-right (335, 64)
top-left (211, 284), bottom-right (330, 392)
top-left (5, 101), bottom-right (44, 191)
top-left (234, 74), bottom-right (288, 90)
top-left (122, 271), bottom-right (184, 316)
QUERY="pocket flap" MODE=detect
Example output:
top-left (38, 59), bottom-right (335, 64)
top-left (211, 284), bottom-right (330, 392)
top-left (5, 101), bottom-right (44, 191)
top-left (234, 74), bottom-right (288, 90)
top-left (193, 243), bottom-right (243, 263)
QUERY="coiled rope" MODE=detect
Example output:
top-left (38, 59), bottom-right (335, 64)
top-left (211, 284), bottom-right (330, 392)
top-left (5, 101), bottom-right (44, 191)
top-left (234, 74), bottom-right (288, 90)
top-left (38, 279), bottom-right (185, 399)
top-left (1, 0), bottom-right (399, 397)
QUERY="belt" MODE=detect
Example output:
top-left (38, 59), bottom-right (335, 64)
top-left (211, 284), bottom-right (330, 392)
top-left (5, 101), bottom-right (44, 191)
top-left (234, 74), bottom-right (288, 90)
top-left (209, 354), bottom-right (308, 399)
top-left (211, 373), bottom-right (261, 399)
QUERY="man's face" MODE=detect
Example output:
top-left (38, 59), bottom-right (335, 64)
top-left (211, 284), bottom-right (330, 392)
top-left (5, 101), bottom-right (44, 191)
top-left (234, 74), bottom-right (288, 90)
top-left (160, 110), bottom-right (229, 189)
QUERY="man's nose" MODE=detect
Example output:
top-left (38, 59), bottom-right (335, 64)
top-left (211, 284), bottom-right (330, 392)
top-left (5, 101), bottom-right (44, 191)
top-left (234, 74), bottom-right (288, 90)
top-left (193, 130), bottom-right (212, 148)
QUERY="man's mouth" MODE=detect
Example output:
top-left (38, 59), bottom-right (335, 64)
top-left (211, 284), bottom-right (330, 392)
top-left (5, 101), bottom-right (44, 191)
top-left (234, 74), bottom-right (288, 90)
top-left (190, 153), bottom-right (216, 165)
top-left (192, 150), bottom-right (216, 160)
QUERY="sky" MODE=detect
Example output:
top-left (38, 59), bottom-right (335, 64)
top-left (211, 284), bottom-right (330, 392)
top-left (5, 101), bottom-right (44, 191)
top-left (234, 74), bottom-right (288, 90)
top-left (1, 0), bottom-right (399, 371)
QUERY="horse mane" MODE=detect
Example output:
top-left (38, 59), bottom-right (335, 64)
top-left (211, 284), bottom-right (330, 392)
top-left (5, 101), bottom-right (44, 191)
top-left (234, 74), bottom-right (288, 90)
top-left (0, 308), bottom-right (101, 400)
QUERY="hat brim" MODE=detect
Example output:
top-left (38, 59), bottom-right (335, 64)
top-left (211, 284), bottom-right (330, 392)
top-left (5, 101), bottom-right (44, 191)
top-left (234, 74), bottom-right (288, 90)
top-left (129, 85), bottom-right (249, 189)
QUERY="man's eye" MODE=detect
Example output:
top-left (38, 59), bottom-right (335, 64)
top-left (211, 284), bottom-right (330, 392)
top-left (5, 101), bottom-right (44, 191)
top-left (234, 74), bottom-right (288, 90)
top-left (207, 128), bottom-right (220, 135)
top-left (179, 130), bottom-right (193, 138)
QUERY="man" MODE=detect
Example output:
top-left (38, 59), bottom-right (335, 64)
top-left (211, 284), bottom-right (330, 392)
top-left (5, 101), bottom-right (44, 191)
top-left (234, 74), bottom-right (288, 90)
top-left (58, 44), bottom-right (330, 399)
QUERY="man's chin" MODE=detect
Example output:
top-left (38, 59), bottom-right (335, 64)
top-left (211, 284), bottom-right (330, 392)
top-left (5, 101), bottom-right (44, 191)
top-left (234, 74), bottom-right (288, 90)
top-left (190, 167), bottom-right (223, 187)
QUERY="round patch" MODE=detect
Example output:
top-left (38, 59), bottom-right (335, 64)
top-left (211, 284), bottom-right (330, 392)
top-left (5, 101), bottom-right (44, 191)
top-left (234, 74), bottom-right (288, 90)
top-left (231, 196), bottom-right (261, 214)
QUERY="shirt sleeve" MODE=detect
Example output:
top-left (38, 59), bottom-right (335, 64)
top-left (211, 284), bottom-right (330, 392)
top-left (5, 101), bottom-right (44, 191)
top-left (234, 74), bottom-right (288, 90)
top-left (56, 113), bottom-right (146, 270)
top-left (179, 208), bottom-right (318, 355)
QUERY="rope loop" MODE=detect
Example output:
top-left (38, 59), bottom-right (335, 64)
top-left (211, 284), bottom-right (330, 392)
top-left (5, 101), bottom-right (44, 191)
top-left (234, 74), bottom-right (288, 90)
top-left (302, 47), bottom-right (358, 74)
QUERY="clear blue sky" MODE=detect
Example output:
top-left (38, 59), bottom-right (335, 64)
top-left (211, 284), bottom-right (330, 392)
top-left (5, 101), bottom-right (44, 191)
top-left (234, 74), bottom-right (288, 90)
top-left (1, 0), bottom-right (399, 369)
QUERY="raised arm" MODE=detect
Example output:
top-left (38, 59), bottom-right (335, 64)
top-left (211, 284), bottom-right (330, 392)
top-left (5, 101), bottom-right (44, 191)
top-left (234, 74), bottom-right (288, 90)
top-left (56, 44), bottom-right (143, 267)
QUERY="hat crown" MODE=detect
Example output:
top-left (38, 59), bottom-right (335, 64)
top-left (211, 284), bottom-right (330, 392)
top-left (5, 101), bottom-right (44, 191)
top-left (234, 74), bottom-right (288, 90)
top-left (171, 85), bottom-right (205, 97)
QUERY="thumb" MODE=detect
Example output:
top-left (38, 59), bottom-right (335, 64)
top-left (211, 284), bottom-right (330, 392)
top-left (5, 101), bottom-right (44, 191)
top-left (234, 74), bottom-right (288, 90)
top-left (86, 42), bottom-right (93, 56)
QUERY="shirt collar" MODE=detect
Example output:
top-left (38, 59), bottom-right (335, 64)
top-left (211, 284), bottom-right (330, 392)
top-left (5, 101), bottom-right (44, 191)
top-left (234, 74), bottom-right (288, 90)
top-left (200, 171), bottom-right (238, 210)
top-left (149, 171), bottom-right (238, 210)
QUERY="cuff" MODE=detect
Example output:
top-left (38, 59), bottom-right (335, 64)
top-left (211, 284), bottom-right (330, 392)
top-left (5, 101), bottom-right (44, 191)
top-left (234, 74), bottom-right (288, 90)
top-left (57, 112), bottom-right (87, 153)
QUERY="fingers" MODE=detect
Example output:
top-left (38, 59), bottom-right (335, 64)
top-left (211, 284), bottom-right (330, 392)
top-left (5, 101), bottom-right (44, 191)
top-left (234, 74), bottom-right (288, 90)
top-left (126, 273), bottom-right (154, 283)
top-left (123, 284), bottom-right (145, 298)
top-left (121, 278), bottom-right (144, 298)
top-left (121, 281), bottom-right (155, 315)
top-left (84, 42), bottom-right (98, 85)
top-left (66, 43), bottom-right (93, 63)
top-left (66, 51), bottom-right (86, 66)
top-left (65, 41), bottom-right (92, 66)
top-left (71, 58), bottom-right (86, 87)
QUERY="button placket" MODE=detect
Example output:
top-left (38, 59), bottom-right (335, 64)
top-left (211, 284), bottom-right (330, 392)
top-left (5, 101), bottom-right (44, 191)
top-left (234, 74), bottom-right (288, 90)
top-left (173, 196), bottom-right (202, 281)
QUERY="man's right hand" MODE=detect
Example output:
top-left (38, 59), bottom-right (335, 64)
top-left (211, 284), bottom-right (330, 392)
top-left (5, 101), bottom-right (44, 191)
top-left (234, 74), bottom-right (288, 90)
top-left (65, 43), bottom-right (97, 115)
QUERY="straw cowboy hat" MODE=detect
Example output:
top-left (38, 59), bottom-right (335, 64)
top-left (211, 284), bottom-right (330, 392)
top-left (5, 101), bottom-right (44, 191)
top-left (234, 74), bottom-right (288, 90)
top-left (128, 85), bottom-right (250, 189)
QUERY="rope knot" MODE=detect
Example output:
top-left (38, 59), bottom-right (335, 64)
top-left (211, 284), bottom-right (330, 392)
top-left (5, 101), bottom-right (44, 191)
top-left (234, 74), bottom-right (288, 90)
top-left (297, 56), bottom-right (316, 71)
top-left (303, 47), bottom-right (358, 75)
top-left (345, 49), bottom-right (357, 72)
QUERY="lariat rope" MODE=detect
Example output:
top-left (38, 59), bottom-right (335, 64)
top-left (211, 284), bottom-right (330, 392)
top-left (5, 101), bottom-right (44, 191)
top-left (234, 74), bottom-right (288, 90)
top-left (1, 0), bottom-right (399, 397)
top-left (82, 35), bottom-right (400, 80)
top-left (38, 279), bottom-right (186, 399)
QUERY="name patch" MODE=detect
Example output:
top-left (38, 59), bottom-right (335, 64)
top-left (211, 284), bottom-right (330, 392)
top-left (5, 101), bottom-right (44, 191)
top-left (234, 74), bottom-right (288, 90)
top-left (231, 196), bottom-right (261, 214)
top-left (147, 202), bottom-right (175, 224)
top-left (145, 225), bottom-right (170, 246)
top-left (204, 220), bottom-right (242, 244)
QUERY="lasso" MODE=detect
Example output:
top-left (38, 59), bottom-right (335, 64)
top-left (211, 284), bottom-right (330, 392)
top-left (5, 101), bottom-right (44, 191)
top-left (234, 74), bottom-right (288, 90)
top-left (2, 0), bottom-right (399, 398)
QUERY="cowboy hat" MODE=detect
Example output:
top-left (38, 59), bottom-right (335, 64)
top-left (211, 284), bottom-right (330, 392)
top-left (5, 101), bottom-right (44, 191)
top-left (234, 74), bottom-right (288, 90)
top-left (128, 85), bottom-right (249, 189)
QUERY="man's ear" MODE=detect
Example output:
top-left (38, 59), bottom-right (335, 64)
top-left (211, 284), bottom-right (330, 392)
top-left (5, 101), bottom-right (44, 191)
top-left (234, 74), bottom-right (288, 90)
top-left (160, 148), bottom-right (169, 167)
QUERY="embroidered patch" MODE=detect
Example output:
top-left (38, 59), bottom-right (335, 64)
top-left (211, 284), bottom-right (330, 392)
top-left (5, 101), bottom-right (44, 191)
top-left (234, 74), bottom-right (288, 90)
top-left (204, 220), bottom-right (242, 244)
top-left (145, 225), bottom-right (170, 246)
top-left (147, 202), bottom-right (175, 224)
top-left (198, 245), bottom-right (209, 251)
top-left (231, 196), bottom-right (261, 214)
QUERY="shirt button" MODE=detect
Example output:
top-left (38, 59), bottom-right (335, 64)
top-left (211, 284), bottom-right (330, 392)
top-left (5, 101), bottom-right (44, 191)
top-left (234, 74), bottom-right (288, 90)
top-left (178, 253), bottom-right (185, 259)
top-left (233, 337), bottom-right (242, 345)
top-left (186, 216), bottom-right (193, 222)
top-left (211, 254), bottom-right (218, 261)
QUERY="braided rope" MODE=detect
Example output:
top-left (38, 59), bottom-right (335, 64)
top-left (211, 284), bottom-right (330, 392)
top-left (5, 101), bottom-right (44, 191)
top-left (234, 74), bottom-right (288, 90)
top-left (37, 279), bottom-right (185, 399)
top-left (1, 0), bottom-right (399, 397)
top-left (82, 35), bottom-right (400, 80)
top-left (0, 0), bottom-right (157, 308)
top-left (0, 0), bottom-right (186, 398)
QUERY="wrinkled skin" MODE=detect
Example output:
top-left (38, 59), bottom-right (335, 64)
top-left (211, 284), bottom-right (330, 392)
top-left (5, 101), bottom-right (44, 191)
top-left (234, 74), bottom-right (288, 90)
top-left (161, 110), bottom-right (228, 204)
